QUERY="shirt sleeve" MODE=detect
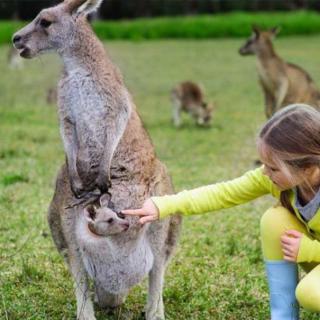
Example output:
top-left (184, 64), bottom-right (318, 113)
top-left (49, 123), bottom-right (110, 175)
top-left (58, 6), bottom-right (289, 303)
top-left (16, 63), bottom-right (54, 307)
top-left (297, 235), bottom-right (320, 263)
top-left (152, 166), bottom-right (280, 219)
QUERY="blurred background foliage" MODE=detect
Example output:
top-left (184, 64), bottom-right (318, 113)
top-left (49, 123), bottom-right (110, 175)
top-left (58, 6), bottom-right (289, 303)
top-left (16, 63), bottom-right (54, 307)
top-left (2, 0), bottom-right (320, 44)
top-left (2, 11), bottom-right (320, 44)
top-left (1, 0), bottom-right (320, 20)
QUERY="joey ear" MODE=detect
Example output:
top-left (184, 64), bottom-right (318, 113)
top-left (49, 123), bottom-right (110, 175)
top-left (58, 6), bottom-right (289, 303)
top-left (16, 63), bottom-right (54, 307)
top-left (85, 204), bottom-right (97, 220)
top-left (99, 193), bottom-right (111, 207)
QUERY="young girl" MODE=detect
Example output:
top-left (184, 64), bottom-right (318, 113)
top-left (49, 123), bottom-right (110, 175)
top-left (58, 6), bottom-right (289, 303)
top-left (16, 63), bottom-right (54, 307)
top-left (123, 104), bottom-right (320, 320)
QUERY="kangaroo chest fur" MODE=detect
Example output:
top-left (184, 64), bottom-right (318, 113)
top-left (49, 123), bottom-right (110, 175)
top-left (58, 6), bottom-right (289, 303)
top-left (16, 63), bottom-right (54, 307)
top-left (76, 217), bottom-right (154, 294)
top-left (59, 67), bottom-right (111, 130)
top-left (256, 60), bottom-right (278, 92)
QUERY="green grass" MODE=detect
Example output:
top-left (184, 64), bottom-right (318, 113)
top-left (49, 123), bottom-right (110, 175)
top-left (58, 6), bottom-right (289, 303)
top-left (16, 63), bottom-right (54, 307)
top-left (2, 11), bottom-right (320, 44)
top-left (1, 37), bottom-right (320, 319)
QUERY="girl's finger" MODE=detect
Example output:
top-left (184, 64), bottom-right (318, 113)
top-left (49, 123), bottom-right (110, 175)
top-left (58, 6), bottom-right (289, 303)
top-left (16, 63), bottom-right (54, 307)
top-left (122, 209), bottom-right (147, 216)
top-left (285, 230), bottom-right (301, 238)
top-left (281, 247), bottom-right (292, 255)
top-left (281, 244), bottom-right (292, 252)
top-left (280, 236), bottom-right (293, 245)
top-left (139, 215), bottom-right (157, 225)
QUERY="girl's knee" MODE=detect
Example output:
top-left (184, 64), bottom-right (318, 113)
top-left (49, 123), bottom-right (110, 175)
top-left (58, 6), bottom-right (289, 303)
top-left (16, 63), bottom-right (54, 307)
top-left (260, 206), bottom-right (306, 237)
top-left (296, 270), bottom-right (320, 312)
top-left (260, 206), bottom-right (304, 260)
top-left (261, 206), bottom-right (296, 234)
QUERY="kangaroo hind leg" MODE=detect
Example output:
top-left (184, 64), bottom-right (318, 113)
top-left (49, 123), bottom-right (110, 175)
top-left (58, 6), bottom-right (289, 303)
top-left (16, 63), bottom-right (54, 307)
top-left (146, 259), bottom-right (165, 320)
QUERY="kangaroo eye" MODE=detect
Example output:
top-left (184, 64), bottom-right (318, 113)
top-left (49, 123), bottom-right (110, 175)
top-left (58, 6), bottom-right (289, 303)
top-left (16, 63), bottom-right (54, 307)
top-left (39, 19), bottom-right (52, 28)
top-left (107, 218), bottom-right (114, 224)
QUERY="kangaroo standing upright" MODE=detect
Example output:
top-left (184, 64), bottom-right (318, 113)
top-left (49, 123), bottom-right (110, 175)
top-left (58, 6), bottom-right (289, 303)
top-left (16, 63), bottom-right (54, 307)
top-left (13, 1), bottom-right (181, 319)
top-left (239, 26), bottom-right (320, 118)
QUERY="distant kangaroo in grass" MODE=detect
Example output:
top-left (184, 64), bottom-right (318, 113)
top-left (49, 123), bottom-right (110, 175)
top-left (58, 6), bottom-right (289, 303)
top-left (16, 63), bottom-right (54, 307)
top-left (171, 81), bottom-right (213, 127)
top-left (13, 0), bottom-right (182, 319)
top-left (239, 26), bottom-right (320, 118)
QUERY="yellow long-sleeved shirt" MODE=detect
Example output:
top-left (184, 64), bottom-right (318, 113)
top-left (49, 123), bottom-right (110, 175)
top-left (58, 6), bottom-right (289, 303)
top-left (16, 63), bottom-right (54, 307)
top-left (151, 167), bottom-right (320, 264)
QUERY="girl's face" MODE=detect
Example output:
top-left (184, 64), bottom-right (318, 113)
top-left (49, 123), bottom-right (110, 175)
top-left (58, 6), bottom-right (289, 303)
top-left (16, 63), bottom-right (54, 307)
top-left (260, 156), bottom-right (300, 190)
top-left (258, 145), bottom-right (303, 190)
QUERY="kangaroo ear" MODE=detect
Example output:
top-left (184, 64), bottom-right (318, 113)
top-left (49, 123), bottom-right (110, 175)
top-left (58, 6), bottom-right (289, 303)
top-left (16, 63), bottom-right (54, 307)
top-left (77, 0), bottom-right (104, 15)
top-left (99, 193), bottom-right (111, 207)
top-left (270, 26), bottom-right (281, 37)
top-left (65, 0), bottom-right (104, 15)
top-left (65, 0), bottom-right (87, 14)
top-left (252, 24), bottom-right (261, 37)
top-left (84, 204), bottom-right (97, 220)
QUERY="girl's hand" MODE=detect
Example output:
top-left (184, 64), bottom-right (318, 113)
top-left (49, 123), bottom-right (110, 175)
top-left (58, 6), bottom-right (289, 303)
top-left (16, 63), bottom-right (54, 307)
top-left (122, 198), bottom-right (160, 224)
top-left (280, 230), bottom-right (302, 262)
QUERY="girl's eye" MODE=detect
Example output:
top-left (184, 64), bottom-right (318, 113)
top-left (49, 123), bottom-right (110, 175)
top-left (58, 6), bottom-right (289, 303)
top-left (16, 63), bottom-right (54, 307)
top-left (265, 164), bottom-right (277, 173)
top-left (40, 19), bottom-right (52, 28)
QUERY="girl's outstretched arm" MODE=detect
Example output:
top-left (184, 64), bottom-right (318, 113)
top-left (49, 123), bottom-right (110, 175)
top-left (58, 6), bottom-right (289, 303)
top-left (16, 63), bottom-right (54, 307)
top-left (123, 167), bottom-right (280, 224)
top-left (122, 199), bottom-right (159, 224)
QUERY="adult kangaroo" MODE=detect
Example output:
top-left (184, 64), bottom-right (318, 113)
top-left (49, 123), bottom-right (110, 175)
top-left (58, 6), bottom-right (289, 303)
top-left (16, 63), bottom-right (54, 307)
top-left (239, 26), bottom-right (320, 118)
top-left (13, 1), bottom-right (182, 319)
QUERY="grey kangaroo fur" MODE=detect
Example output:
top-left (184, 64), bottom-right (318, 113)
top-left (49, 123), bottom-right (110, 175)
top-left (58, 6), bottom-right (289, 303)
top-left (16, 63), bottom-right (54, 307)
top-left (13, 1), bottom-right (182, 319)
top-left (239, 26), bottom-right (320, 118)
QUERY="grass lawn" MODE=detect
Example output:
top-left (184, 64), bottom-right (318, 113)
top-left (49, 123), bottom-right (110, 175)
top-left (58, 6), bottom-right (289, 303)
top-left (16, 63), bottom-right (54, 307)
top-left (1, 36), bottom-right (320, 319)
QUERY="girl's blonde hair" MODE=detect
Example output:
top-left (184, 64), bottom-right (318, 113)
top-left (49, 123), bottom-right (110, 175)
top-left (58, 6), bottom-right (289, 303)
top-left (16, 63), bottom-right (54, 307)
top-left (257, 104), bottom-right (320, 213)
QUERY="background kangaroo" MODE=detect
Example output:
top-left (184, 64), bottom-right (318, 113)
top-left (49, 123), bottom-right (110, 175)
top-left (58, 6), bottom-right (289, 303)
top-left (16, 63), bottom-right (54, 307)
top-left (239, 26), bottom-right (320, 118)
top-left (171, 81), bottom-right (213, 127)
top-left (13, 0), bottom-right (181, 319)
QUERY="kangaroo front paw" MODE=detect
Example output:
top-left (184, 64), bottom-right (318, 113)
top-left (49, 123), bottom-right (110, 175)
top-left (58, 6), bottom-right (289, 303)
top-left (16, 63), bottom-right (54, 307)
top-left (96, 175), bottom-right (112, 194)
top-left (70, 179), bottom-right (87, 199)
top-left (71, 178), bottom-right (98, 199)
top-left (66, 190), bottom-right (101, 209)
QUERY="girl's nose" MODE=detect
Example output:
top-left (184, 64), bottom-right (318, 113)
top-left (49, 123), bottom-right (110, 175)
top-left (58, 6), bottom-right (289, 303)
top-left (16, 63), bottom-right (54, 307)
top-left (262, 166), bottom-right (267, 175)
top-left (262, 166), bottom-right (271, 177)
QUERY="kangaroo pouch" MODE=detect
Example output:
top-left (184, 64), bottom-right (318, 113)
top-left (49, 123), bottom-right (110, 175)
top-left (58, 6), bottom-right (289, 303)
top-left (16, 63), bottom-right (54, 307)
top-left (79, 234), bottom-right (154, 294)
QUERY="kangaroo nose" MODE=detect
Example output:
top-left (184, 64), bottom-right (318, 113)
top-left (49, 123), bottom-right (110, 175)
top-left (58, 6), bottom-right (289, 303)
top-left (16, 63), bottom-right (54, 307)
top-left (12, 34), bottom-right (22, 44)
top-left (117, 211), bottom-right (126, 219)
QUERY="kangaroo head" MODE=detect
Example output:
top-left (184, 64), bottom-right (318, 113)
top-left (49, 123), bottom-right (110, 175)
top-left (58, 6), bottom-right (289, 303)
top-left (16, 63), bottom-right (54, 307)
top-left (196, 102), bottom-right (213, 126)
top-left (239, 26), bottom-right (280, 56)
top-left (12, 0), bottom-right (103, 59)
top-left (84, 194), bottom-right (129, 237)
